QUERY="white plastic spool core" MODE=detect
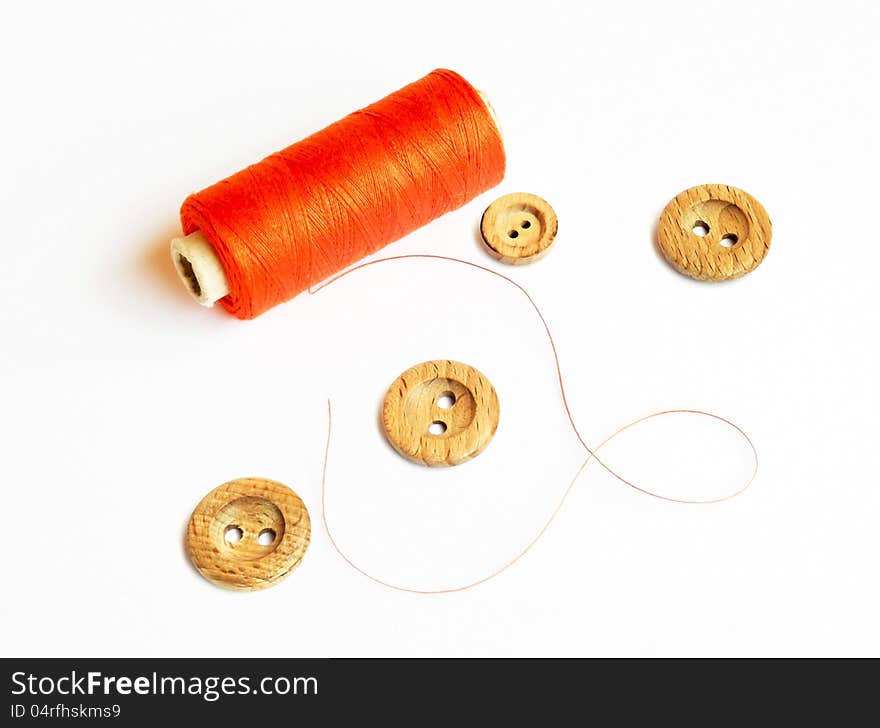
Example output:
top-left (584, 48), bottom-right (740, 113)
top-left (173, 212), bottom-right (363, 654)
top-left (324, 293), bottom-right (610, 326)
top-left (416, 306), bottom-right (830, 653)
top-left (170, 231), bottom-right (230, 306)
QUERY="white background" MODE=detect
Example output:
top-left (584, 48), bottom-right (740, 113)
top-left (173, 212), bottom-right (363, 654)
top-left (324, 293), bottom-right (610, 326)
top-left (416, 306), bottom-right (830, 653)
top-left (2, 0), bottom-right (878, 657)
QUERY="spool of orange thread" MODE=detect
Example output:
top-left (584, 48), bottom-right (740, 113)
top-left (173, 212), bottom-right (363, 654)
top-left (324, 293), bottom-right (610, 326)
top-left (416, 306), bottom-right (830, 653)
top-left (170, 69), bottom-right (505, 319)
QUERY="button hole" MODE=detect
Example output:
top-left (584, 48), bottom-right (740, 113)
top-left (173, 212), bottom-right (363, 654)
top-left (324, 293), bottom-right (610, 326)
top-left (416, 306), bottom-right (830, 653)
top-left (437, 391), bottom-right (456, 409)
top-left (508, 230), bottom-right (519, 239)
top-left (224, 525), bottom-right (243, 543)
top-left (428, 421), bottom-right (447, 436)
top-left (692, 221), bottom-right (710, 237)
top-left (258, 528), bottom-right (276, 546)
top-left (521, 220), bottom-right (531, 229)
top-left (720, 234), bottom-right (738, 248)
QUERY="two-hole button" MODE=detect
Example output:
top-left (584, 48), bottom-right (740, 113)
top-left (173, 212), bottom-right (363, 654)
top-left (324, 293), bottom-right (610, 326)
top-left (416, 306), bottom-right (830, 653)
top-left (381, 360), bottom-right (499, 467)
top-left (658, 184), bottom-right (772, 281)
top-left (480, 192), bottom-right (558, 264)
top-left (186, 477), bottom-right (310, 590)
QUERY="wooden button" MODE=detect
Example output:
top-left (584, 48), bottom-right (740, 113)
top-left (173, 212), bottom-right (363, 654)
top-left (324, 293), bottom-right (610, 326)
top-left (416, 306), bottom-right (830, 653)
top-left (381, 360), bottom-right (500, 467)
top-left (186, 477), bottom-right (310, 591)
top-left (480, 192), bottom-right (558, 264)
top-left (657, 184), bottom-right (772, 281)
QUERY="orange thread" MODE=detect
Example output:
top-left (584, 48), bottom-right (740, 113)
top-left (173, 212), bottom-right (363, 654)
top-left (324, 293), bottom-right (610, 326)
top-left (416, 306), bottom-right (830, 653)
top-left (315, 255), bottom-right (759, 594)
top-left (180, 70), bottom-right (505, 319)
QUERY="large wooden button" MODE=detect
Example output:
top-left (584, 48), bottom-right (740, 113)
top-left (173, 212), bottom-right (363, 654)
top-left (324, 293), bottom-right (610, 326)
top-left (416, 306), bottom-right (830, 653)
top-left (657, 184), bottom-right (772, 281)
top-left (480, 192), bottom-right (558, 264)
top-left (186, 478), bottom-right (310, 591)
top-left (381, 360), bottom-right (500, 467)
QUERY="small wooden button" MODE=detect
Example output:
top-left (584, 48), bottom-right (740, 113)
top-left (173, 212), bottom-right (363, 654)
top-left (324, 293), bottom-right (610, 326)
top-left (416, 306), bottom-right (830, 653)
top-left (480, 192), bottom-right (558, 264)
top-left (186, 477), bottom-right (310, 591)
top-left (381, 360), bottom-right (500, 467)
top-left (657, 184), bottom-right (772, 281)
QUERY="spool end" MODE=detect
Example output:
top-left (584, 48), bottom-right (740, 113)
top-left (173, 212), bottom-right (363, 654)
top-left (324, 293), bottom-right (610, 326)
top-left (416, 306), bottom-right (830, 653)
top-left (170, 231), bottom-right (230, 306)
top-left (476, 89), bottom-right (502, 140)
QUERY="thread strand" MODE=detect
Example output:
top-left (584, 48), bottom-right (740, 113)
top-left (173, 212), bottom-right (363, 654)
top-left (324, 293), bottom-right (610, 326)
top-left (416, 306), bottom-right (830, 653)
top-left (315, 255), bottom-right (758, 593)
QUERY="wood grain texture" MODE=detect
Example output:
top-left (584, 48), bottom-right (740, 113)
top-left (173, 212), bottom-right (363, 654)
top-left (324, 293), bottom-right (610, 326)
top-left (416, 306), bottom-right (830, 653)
top-left (657, 183), bottom-right (772, 281)
top-left (186, 477), bottom-right (310, 591)
top-left (480, 192), bottom-right (558, 264)
top-left (381, 360), bottom-right (499, 467)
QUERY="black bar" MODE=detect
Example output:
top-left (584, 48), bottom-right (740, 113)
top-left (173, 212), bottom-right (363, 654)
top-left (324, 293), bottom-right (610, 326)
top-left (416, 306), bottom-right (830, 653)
top-left (3, 658), bottom-right (877, 722)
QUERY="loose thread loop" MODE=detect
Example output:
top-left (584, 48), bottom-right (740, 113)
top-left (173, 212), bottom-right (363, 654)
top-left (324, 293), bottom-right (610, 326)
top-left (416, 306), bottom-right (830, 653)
top-left (314, 255), bottom-right (759, 594)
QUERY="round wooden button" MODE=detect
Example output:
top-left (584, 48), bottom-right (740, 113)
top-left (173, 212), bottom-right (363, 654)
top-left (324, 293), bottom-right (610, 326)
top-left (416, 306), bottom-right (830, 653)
top-left (480, 192), bottom-right (558, 264)
top-left (186, 477), bottom-right (310, 591)
top-left (381, 360), bottom-right (500, 467)
top-left (657, 184), bottom-right (772, 281)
